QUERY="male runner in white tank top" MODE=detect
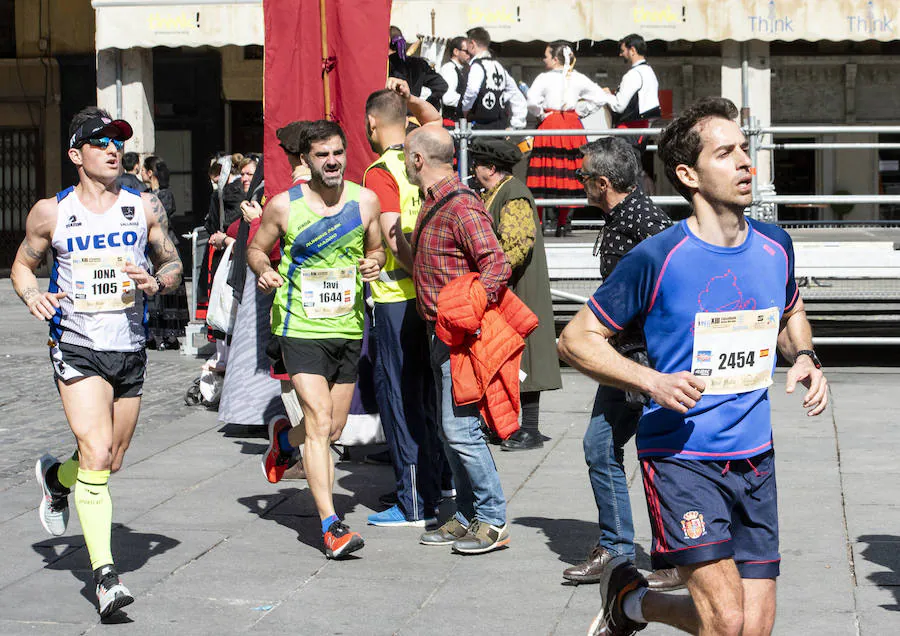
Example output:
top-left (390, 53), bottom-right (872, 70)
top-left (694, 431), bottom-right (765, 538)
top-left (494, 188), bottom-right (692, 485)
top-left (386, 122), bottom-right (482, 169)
top-left (10, 107), bottom-right (183, 619)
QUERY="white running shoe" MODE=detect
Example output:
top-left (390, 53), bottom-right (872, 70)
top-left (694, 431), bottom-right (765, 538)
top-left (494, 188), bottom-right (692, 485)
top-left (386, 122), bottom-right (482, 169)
top-left (95, 565), bottom-right (134, 618)
top-left (35, 453), bottom-right (69, 536)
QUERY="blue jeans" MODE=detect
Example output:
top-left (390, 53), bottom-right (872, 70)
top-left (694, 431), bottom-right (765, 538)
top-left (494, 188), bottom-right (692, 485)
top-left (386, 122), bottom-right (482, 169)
top-left (584, 385), bottom-right (641, 559)
top-left (429, 333), bottom-right (506, 527)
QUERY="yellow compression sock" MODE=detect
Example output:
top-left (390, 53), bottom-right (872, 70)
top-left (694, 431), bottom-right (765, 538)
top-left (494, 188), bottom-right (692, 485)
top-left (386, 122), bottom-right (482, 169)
top-left (56, 451), bottom-right (80, 490)
top-left (75, 468), bottom-right (114, 570)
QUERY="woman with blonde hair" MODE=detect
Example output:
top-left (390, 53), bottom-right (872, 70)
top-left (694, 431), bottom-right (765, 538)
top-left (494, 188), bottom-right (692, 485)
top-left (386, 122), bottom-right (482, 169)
top-left (526, 41), bottom-right (610, 236)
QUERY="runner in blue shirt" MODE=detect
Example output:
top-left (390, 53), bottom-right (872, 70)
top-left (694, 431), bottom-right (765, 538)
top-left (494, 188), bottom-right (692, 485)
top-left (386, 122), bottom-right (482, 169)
top-left (558, 97), bottom-right (828, 636)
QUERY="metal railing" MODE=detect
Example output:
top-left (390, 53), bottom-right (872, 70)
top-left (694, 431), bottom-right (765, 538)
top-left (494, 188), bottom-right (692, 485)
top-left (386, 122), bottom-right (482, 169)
top-left (451, 119), bottom-right (900, 222)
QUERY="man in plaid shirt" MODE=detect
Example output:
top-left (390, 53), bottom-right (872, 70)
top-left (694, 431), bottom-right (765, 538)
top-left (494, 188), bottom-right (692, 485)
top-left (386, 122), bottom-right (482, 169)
top-left (408, 125), bottom-right (513, 555)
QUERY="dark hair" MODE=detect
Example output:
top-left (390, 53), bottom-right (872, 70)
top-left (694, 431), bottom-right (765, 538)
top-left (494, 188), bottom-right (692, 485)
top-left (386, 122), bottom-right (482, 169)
top-left (580, 138), bottom-right (641, 193)
top-left (365, 89), bottom-right (406, 126)
top-left (658, 97), bottom-right (740, 201)
top-left (299, 120), bottom-right (347, 155)
top-left (547, 40), bottom-right (575, 66)
top-left (619, 33), bottom-right (647, 56)
top-left (449, 36), bottom-right (466, 53)
top-left (68, 106), bottom-right (111, 142)
top-left (466, 27), bottom-right (490, 48)
top-left (122, 151), bottom-right (140, 172)
top-left (142, 155), bottom-right (170, 189)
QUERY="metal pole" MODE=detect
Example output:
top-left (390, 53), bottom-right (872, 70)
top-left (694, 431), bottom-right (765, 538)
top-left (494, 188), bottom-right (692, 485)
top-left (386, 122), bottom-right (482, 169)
top-left (457, 119), bottom-right (470, 183)
top-left (535, 196), bottom-right (690, 207)
top-left (115, 49), bottom-right (123, 119)
top-left (761, 125), bottom-right (900, 134)
top-left (740, 42), bottom-right (750, 126)
top-left (762, 143), bottom-right (900, 150)
top-left (761, 194), bottom-right (900, 204)
top-left (813, 337), bottom-right (900, 346)
top-left (749, 116), bottom-right (760, 220)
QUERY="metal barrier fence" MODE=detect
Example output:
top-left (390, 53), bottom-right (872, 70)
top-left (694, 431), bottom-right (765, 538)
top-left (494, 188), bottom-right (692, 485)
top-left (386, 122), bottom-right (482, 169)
top-left (451, 119), bottom-right (900, 222)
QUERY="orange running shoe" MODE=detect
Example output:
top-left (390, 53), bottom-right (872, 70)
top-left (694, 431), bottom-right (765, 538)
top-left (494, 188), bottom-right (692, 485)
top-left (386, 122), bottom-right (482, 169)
top-left (323, 520), bottom-right (365, 559)
top-left (262, 416), bottom-right (293, 483)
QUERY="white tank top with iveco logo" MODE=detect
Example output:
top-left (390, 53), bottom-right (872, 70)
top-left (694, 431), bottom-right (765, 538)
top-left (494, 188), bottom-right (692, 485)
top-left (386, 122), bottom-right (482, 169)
top-left (49, 186), bottom-right (149, 352)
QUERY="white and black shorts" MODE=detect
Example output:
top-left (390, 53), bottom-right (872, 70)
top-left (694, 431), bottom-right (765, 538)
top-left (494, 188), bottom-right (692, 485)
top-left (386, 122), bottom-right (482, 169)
top-left (50, 342), bottom-right (146, 398)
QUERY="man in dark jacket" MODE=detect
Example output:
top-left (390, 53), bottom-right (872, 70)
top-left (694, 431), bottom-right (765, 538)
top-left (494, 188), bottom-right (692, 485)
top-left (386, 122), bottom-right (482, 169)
top-left (116, 152), bottom-right (147, 192)
top-left (389, 26), bottom-right (448, 112)
top-left (562, 137), bottom-right (681, 591)
top-left (469, 138), bottom-right (561, 451)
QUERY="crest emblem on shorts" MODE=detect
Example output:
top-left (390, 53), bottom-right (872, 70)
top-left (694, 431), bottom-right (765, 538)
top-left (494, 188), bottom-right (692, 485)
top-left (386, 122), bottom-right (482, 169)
top-left (681, 511), bottom-right (707, 540)
top-left (121, 206), bottom-right (135, 220)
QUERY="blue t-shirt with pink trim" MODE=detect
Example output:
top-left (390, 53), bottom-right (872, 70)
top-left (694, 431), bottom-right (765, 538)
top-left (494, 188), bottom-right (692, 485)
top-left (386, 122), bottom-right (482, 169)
top-left (589, 218), bottom-right (798, 460)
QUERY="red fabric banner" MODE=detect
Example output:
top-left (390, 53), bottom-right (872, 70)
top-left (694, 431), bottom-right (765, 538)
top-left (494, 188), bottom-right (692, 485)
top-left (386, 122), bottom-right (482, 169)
top-left (263, 0), bottom-right (390, 198)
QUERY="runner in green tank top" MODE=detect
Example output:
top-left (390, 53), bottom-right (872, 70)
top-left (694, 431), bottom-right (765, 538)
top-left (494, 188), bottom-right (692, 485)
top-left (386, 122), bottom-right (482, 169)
top-left (248, 120), bottom-right (385, 559)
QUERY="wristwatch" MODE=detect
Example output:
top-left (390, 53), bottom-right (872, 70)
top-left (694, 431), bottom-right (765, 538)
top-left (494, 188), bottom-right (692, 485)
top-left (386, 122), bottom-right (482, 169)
top-left (795, 349), bottom-right (821, 369)
top-left (154, 274), bottom-right (167, 294)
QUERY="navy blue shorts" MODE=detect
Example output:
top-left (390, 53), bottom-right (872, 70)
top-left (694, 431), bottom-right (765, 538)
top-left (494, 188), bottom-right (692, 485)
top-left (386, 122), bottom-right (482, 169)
top-left (641, 450), bottom-right (780, 579)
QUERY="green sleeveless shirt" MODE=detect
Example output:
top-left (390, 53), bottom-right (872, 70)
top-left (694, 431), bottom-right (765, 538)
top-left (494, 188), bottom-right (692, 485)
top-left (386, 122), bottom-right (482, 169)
top-left (271, 182), bottom-right (366, 339)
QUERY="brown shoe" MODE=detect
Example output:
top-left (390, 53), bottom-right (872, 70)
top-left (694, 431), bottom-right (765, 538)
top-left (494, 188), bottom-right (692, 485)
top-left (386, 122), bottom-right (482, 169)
top-left (646, 567), bottom-right (685, 591)
top-left (419, 517), bottom-right (469, 546)
top-left (562, 546), bottom-right (614, 584)
top-left (281, 459), bottom-right (306, 480)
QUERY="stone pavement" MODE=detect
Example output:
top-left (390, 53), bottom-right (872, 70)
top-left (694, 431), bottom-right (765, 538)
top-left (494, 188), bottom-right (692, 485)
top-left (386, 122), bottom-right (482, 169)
top-left (0, 280), bottom-right (897, 635)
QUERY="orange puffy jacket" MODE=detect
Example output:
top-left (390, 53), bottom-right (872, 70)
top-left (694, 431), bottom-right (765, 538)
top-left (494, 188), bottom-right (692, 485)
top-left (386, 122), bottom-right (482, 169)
top-left (435, 273), bottom-right (539, 439)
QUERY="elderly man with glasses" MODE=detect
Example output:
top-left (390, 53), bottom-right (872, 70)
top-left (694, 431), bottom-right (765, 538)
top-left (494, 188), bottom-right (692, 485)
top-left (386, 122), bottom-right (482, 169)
top-left (563, 137), bottom-right (678, 589)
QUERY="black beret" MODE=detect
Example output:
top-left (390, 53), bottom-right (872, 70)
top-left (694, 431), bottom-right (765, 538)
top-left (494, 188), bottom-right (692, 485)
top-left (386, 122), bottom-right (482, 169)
top-left (469, 138), bottom-right (523, 169)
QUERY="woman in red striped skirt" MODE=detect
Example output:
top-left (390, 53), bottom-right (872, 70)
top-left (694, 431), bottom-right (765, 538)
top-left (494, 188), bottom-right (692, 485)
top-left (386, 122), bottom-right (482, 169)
top-left (526, 41), bottom-right (610, 236)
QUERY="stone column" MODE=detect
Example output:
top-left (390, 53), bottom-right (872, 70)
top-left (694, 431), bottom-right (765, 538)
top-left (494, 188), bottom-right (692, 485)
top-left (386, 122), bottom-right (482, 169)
top-left (97, 48), bottom-right (154, 155)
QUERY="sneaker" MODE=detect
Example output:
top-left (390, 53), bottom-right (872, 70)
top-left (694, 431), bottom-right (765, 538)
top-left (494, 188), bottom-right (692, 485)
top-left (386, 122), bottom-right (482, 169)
top-left (451, 520), bottom-right (510, 554)
top-left (363, 449), bottom-right (392, 465)
top-left (588, 556), bottom-right (649, 636)
top-left (419, 517), bottom-right (469, 546)
top-left (281, 457), bottom-right (306, 480)
top-left (94, 565), bottom-right (134, 618)
top-left (262, 416), bottom-right (293, 483)
top-left (323, 520), bottom-right (364, 559)
top-left (440, 488), bottom-right (457, 500)
top-left (35, 454), bottom-right (69, 536)
top-left (367, 504), bottom-right (436, 528)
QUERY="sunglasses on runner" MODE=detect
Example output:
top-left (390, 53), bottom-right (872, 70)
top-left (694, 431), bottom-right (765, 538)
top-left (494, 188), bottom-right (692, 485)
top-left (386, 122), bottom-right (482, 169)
top-left (86, 137), bottom-right (125, 151)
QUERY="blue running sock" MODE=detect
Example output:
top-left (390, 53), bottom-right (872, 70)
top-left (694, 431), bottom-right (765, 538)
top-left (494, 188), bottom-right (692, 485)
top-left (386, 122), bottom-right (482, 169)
top-left (321, 514), bottom-right (340, 535)
top-left (278, 429), bottom-right (296, 453)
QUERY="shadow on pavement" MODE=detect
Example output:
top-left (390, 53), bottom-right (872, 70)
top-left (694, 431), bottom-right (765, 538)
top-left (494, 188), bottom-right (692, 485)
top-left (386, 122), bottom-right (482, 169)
top-left (857, 534), bottom-right (900, 611)
top-left (237, 488), bottom-right (361, 556)
top-left (32, 524), bottom-right (180, 616)
top-left (513, 516), bottom-right (652, 570)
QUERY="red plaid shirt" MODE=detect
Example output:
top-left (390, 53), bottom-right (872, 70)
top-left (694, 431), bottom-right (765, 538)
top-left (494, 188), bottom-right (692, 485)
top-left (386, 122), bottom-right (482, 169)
top-left (412, 174), bottom-right (511, 321)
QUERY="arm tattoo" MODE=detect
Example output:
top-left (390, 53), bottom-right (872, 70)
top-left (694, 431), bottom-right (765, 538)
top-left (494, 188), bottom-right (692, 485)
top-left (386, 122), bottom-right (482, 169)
top-left (148, 194), bottom-right (169, 229)
top-left (20, 238), bottom-right (46, 262)
top-left (21, 287), bottom-right (40, 305)
top-left (154, 260), bottom-right (183, 293)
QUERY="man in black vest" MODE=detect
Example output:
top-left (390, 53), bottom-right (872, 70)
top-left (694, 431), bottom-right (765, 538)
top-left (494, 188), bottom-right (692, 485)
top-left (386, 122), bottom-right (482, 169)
top-left (439, 36), bottom-right (470, 122)
top-left (459, 27), bottom-right (526, 130)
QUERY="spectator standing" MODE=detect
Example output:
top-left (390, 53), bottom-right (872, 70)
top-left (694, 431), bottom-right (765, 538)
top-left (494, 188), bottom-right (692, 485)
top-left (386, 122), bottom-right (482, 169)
top-left (560, 138), bottom-right (679, 591)
top-left (438, 36), bottom-right (471, 123)
top-left (362, 81), bottom-right (444, 527)
top-left (460, 27), bottom-right (526, 130)
top-left (408, 125), bottom-right (514, 554)
top-left (142, 155), bottom-right (189, 350)
top-left (526, 41), bottom-right (609, 236)
top-left (470, 138), bottom-right (562, 451)
top-left (605, 34), bottom-right (661, 152)
top-left (389, 26), bottom-right (448, 112)
top-left (116, 152), bottom-right (146, 192)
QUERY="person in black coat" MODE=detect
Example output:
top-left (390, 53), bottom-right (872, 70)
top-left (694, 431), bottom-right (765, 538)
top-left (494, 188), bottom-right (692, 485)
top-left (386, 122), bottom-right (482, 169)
top-left (388, 26), bottom-right (447, 112)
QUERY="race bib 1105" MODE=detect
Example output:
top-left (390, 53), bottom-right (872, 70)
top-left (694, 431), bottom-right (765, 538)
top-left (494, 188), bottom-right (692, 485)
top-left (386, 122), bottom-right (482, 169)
top-left (72, 253), bottom-right (135, 313)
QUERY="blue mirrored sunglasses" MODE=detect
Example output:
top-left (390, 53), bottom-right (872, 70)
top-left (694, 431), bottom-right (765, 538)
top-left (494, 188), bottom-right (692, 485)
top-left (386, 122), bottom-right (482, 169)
top-left (86, 136), bottom-right (125, 151)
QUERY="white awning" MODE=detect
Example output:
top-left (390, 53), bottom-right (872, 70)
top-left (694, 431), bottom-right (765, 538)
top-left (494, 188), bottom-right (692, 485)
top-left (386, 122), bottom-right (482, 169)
top-left (92, 0), bottom-right (263, 50)
top-left (392, 0), bottom-right (900, 43)
top-left (92, 0), bottom-right (899, 51)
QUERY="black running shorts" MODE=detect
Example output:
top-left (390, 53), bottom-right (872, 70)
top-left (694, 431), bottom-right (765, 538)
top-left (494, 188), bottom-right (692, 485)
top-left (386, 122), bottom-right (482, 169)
top-left (50, 342), bottom-right (146, 398)
top-left (276, 336), bottom-right (362, 384)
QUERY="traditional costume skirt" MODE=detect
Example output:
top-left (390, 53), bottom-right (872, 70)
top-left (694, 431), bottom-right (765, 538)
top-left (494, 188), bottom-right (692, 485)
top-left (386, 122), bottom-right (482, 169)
top-left (525, 110), bottom-right (586, 199)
